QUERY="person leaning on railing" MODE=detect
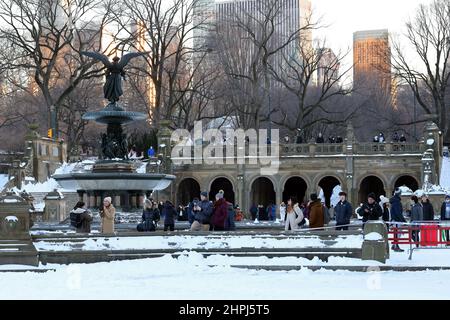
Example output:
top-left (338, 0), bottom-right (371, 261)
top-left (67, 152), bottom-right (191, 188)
top-left (410, 196), bottom-right (423, 247)
top-left (390, 188), bottom-right (406, 252)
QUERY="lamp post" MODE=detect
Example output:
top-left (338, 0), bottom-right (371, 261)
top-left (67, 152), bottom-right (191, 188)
top-left (50, 105), bottom-right (57, 139)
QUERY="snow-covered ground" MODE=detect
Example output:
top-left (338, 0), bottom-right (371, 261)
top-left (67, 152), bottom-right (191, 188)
top-left (1, 249), bottom-right (450, 299)
top-left (33, 235), bottom-right (364, 252)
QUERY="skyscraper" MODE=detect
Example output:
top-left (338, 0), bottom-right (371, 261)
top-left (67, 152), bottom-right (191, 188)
top-left (353, 29), bottom-right (391, 94)
top-left (193, 0), bottom-right (312, 71)
top-left (316, 48), bottom-right (340, 85)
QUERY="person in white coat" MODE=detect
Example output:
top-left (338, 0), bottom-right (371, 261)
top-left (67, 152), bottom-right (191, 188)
top-left (280, 202), bottom-right (286, 222)
top-left (285, 197), bottom-right (304, 231)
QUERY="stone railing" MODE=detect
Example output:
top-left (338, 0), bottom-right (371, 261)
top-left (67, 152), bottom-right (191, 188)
top-left (170, 141), bottom-right (426, 162)
top-left (354, 142), bottom-right (425, 155)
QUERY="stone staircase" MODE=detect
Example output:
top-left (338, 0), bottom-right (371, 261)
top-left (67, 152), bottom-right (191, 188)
top-left (0, 239), bottom-right (39, 266)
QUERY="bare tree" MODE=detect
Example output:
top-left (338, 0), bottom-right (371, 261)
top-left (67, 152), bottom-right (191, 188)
top-left (391, 0), bottom-right (450, 142)
top-left (113, 0), bottom-right (215, 129)
top-left (215, 0), bottom-right (317, 130)
top-left (270, 40), bottom-right (355, 137)
top-left (0, 0), bottom-right (120, 137)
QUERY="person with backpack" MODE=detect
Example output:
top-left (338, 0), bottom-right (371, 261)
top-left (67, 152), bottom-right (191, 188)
top-left (162, 200), bottom-right (177, 231)
top-left (70, 201), bottom-right (93, 233)
top-left (335, 192), bottom-right (353, 230)
top-left (100, 197), bottom-right (115, 234)
top-left (138, 199), bottom-right (160, 232)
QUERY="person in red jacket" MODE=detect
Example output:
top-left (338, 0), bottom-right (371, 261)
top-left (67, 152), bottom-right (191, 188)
top-left (211, 192), bottom-right (228, 231)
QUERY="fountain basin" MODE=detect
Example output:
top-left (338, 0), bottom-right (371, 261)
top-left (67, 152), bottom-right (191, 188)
top-left (53, 172), bottom-right (175, 191)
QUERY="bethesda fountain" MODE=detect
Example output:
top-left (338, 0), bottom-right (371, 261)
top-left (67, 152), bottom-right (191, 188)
top-left (53, 51), bottom-right (175, 210)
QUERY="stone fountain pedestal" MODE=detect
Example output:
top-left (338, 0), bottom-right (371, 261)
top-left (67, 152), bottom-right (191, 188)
top-left (0, 192), bottom-right (39, 266)
top-left (53, 102), bottom-right (175, 210)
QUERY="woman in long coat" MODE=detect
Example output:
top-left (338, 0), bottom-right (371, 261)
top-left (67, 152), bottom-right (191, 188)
top-left (100, 197), bottom-right (116, 234)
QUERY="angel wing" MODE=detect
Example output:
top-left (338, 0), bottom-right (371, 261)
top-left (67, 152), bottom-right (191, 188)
top-left (117, 52), bottom-right (148, 69)
top-left (81, 51), bottom-right (112, 68)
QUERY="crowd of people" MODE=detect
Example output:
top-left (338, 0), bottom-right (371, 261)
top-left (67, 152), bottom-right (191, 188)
top-left (282, 130), bottom-right (408, 145)
top-left (68, 188), bottom-right (450, 250)
top-left (353, 189), bottom-right (450, 252)
top-left (373, 131), bottom-right (407, 143)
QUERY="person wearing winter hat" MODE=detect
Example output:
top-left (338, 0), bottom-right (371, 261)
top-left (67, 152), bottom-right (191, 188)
top-left (440, 195), bottom-right (450, 242)
top-left (211, 192), bottom-right (228, 230)
top-left (357, 193), bottom-right (382, 223)
top-left (379, 195), bottom-right (390, 228)
top-left (410, 195), bottom-right (423, 246)
top-left (100, 196), bottom-right (115, 234)
top-left (390, 188), bottom-right (406, 252)
top-left (198, 191), bottom-right (213, 231)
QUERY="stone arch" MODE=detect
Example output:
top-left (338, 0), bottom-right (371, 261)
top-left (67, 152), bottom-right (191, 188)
top-left (316, 175), bottom-right (344, 208)
top-left (358, 175), bottom-right (386, 204)
top-left (176, 177), bottom-right (201, 206)
top-left (250, 177), bottom-right (276, 220)
top-left (282, 176), bottom-right (309, 204)
top-left (393, 175), bottom-right (420, 192)
top-left (209, 176), bottom-right (235, 204)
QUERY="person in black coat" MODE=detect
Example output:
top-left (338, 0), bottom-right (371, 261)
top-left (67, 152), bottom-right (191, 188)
top-left (357, 193), bottom-right (382, 223)
top-left (379, 196), bottom-right (390, 229)
top-left (334, 192), bottom-right (353, 230)
top-left (316, 133), bottom-right (325, 144)
top-left (139, 199), bottom-right (160, 231)
top-left (390, 188), bottom-right (406, 252)
top-left (421, 195), bottom-right (435, 221)
top-left (163, 200), bottom-right (177, 231)
top-left (250, 204), bottom-right (258, 220)
top-left (258, 205), bottom-right (267, 221)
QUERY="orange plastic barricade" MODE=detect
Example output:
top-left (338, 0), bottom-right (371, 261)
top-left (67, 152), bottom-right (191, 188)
top-left (420, 224), bottom-right (439, 247)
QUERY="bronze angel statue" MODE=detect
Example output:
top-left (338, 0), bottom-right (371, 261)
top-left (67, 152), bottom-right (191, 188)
top-left (81, 51), bottom-right (147, 103)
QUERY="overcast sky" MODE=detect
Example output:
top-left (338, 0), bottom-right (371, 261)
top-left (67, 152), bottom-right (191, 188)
top-left (312, 0), bottom-right (432, 72)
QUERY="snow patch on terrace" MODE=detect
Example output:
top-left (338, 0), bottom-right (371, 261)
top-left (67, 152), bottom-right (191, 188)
top-left (34, 235), bottom-right (364, 252)
top-left (364, 232), bottom-right (383, 241)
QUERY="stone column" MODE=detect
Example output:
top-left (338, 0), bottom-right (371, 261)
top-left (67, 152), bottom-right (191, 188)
top-left (89, 193), bottom-right (95, 209)
top-left (345, 124), bottom-right (356, 208)
top-left (130, 193), bottom-right (137, 209)
top-left (137, 193), bottom-right (145, 209)
top-left (82, 192), bottom-right (88, 205)
top-left (122, 192), bottom-right (131, 211)
top-left (385, 188), bottom-right (393, 198)
top-left (275, 184), bottom-right (282, 219)
top-left (96, 194), bottom-right (101, 208)
top-left (114, 195), bottom-right (121, 208)
top-left (237, 171), bottom-right (244, 214)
